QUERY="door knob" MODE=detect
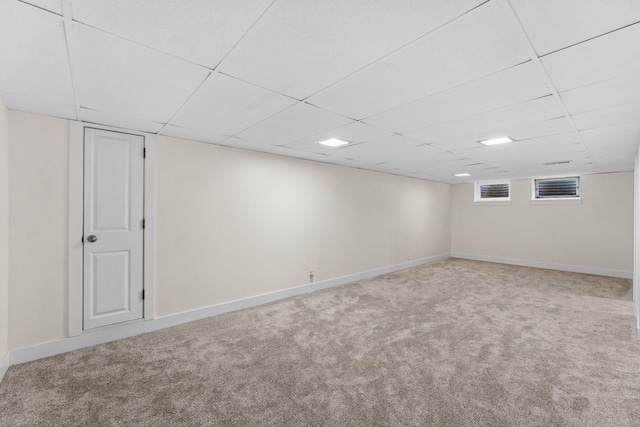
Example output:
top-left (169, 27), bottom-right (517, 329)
top-left (87, 235), bottom-right (97, 243)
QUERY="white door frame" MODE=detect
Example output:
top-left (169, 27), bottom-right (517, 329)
top-left (68, 121), bottom-right (156, 337)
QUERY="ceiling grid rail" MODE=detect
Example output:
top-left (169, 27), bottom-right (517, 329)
top-left (499, 0), bottom-right (599, 173)
top-left (61, 0), bottom-right (82, 122)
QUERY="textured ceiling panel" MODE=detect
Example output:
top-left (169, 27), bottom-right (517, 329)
top-left (235, 103), bottom-right (353, 145)
top-left (542, 23), bottom-right (640, 92)
top-left (286, 122), bottom-right (394, 154)
top-left (560, 71), bottom-right (640, 115)
top-left (160, 125), bottom-right (229, 145)
top-left (502, 118), bottom-right (574, 141)
top-left (509, 0), bottom-right (640, 55)
top-left (72, 0), bottom-right (273, 68)
top-left (584, 135), bottom-right (639, 151)
top-left (572, 102), bottom-right (640, 131)
top-left (21, 0), bottom-right (62, 15)
top-left (0, 0), bottom-right (637, 183)
top-left (171, 72), bottom-right (297, 136)
top-left (0, 1), bottom-right (74, 105)
top-left (74, 23), bottom-right (210, 123)
top-left (218, 0), bottom-right (485, 100)
top-left (353, 143), bottom-right (447, 166)
top-left (579, 121), bottom-right (640, 142)
top-left (315, 135), bottom-right (423, 161)
top-left (218, 136), bottom-right (293, 155)
top-left (363, 62), bottom-right (551, 133)
top-left (588, 142), bottom-right (639, 157)
top-left (404, 96), bottom-right (563, 144)
top-left (307, 1), bottom-right (531, 120)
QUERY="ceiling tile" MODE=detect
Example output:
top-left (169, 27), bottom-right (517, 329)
top-left (384, 151), bottom-right (466, 174)
top-left (21, 0), bottom-right (62, 15)
top-left (170, 72), bottom-right (296, 136)
top-left (234, 103), bottom-right (352, 145)
top-left (404, 96), bottom-right (563, 144)
top-left (587, 142), bottom-right (638, 157)
top-left (363, 62), bottom-right (551, 133)
top-left (436, 132), bottom-right (580, 158)
top-left (354, 143), bottom-right (447, 166)
top-left (327, 135), bottom-right (423, 161)
top-left (270, 147), bottom-right (376, 169)
top-left (218, 0), bottom-right (485, 100)
top-left (595, 160), bottom-right (635, 172)
top-left (1, 0), bottom-right (636, 182)
top-left (506, 153), bottom-right (592, 169)
top-left (160, 125), bottom-right (228, 145)
top-left (286, 122), bottom-right (393, 154)
top-left (307, 1), bottom-right (531, 120)
top-left (81, 108), bottom-right (164, 133)
top-left (542, 23), bottom-right (640, 92)
top-left (509, 0), bottom-right (640, 55)
top-left (449, 140), bottom-right (588, 166)
top-left (0, 1), bottom-right (74, 104)
top-left (219, 136), bottom-right (287, 154)
top-left (572, 101), bottom-right (640, 130)
top-left (321, 157), bottom-right (362, 169)
top-left (579, 121), bottom-right (640, 141)
top-left (506, 117), bottom-right (574, 141)
top-left (428, 138), bottom-right (486, 152)
top-left (270, 147), bottom-right (333, 163)
top-left (560, 71), bottom-right (640, 114)
top-left (428, 118), bottom-right (574, 153)
top-left (71, 0), bottom-right (272, 68)
top-left (505, 132), bottom-right (580, 151)
top-left (593, 153), bottom-right (637, 167)
top-left (73, 23), bottom-right (210, 123)
top-left (1, 91), bottom-right (76, 120)
top-left (510, 164), bottom-right (600, 180)
top-left (584, 135), bottom-right (639, 151)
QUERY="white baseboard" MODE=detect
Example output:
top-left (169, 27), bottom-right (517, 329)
top-left (7, 253), bottom-right (450, 368)
top-left (451, 252), bottom-right (633, 279)
top-left (0, 351), bottom-right (9, 383)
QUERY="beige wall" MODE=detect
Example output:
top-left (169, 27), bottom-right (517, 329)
top-left (155, 136), bottom-right (451, 316)
top-left (451, 173), bottom-right (634, 275)
top-left (8, 112), bottom-right (68, 350)
top-left (4, 111), bottom-right (633, 350)
top-left (4, 113), bottom-right (451, 348)
top-left (634, 154), bottom-right (639, 333)
top-left (0, 98), bottom-right (9, 360)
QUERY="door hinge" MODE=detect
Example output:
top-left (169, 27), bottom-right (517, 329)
top-left (142, 289), bottom-right (145, 300)
top-left (143, 147), bottom-right (146, 158)
top-left (142, 218), bottom-right (145, 229)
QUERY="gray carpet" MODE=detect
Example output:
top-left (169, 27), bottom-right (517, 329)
top-left (1, 259), bottom-right (639, 426)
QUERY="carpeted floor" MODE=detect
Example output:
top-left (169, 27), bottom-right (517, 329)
top-left (1, 259), bottom-right (639, 426)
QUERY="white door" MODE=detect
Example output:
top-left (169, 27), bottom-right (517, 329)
top-left (83, 128), bottom-right (145, 330)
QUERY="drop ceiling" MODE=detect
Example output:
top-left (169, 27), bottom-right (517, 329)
top-left (1, 0), bottom-right (639, 183)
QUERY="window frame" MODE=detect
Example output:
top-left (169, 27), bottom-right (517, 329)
top-left (474, 180), bottom-right (511, 204)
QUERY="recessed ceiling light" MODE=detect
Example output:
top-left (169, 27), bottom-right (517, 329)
top-left (318, 138), bottom-right (349, 147)
top-left (453, 173), bottom-right (471, 177)
top-left (479, 136), bottom-right (513, 146)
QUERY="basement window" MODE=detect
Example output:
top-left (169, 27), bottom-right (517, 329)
top-left (474, 180), bottom-right (511, 204)
top-left (532, 177), bottom-right (581, 203)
